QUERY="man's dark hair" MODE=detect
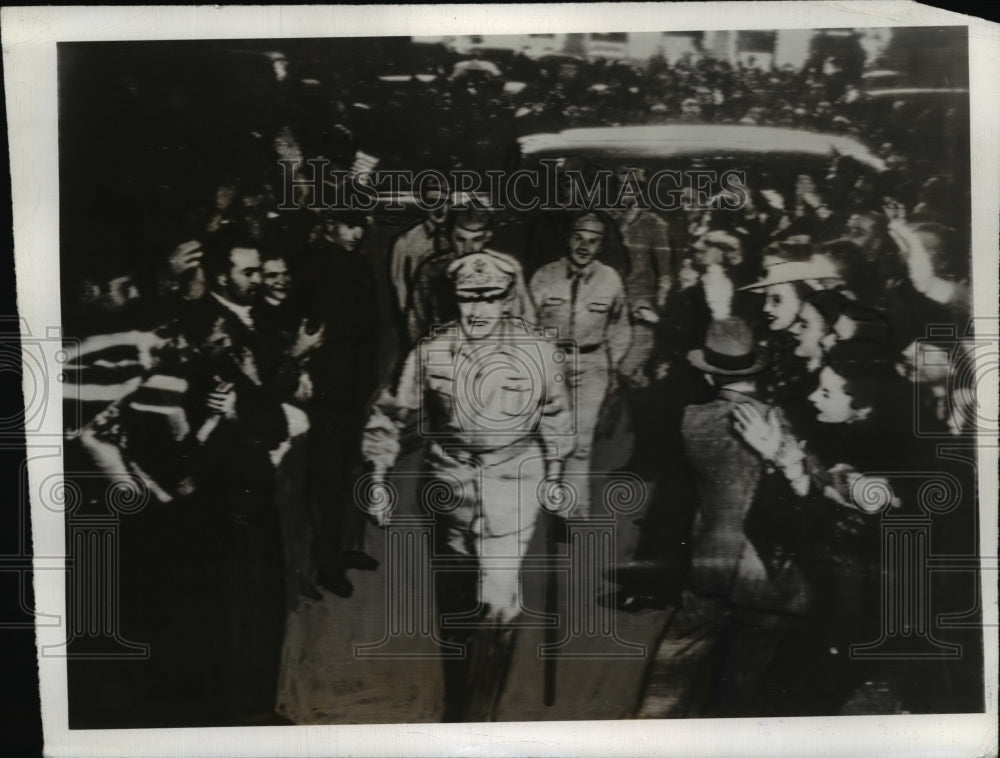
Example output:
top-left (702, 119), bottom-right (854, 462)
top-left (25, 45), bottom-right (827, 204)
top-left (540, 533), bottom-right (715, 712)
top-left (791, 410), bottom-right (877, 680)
top-left (569, 210), bottom-right (608, 233)
top-left (448, 206), bottom-right (492, 234)
top-left (824, 338), bottom-right (896, 413)
top-left (203, 228), bottom-right (259, 286)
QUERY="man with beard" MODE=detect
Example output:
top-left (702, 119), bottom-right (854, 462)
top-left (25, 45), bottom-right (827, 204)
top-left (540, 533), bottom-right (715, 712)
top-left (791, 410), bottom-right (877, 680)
top-left (173, 232), bottom-right (292, 724)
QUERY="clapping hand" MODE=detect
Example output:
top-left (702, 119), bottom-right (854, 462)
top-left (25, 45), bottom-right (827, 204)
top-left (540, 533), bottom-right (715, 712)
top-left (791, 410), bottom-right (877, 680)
top-left (206, 381), bottom-right (236, 419)
top-left (291, 319), bottom-right (325, 359)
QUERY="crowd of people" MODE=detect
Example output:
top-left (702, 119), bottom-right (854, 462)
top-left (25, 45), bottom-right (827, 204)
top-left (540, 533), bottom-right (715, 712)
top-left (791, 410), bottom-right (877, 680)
top-left (62, 37), bottom-right (982, 727)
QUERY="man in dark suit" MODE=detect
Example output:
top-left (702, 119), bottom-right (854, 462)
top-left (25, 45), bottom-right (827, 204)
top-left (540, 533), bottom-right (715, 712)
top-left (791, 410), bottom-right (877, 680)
top-left (644, 318), bottom-right (804, 718)
top-left (169, 231), bottom-right (293, 725)
top-left (297, 209), bottom-right (381, 597)
top-left (613, 231), bottom-right (763, 601)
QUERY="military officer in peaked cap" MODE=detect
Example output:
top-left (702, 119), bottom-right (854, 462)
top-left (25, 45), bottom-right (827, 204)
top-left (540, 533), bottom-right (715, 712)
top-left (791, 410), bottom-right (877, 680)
top-left (363, 251), bottom-right (574, 722)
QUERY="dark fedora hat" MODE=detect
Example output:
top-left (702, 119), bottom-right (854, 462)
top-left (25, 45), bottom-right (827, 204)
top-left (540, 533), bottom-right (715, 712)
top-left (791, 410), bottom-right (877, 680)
top-left (687, 318), bottom-right (768, 376)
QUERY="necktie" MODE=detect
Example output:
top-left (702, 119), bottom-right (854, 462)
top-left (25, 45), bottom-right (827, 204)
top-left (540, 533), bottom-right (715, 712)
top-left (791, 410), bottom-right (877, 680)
top-left (569, 270), bottom-right (581, 341)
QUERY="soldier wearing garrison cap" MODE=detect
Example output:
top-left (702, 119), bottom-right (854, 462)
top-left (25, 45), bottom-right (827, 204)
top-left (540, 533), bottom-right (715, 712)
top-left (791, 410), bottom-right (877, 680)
top-left (530, 211), bottom-right (632, 515)
top-left (363, 251), bottom-right (573, 723)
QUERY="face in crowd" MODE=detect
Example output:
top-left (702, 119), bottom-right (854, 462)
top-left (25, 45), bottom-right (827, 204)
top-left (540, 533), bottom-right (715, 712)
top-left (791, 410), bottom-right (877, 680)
top-left (690, 237), bottom-right (723, 269)
top-left (262, 257), bottom-right (291, 303)
top-left (457, 297), bottom-right (504, 340)
top-left (790, 301), bottom-right (827, 362)
top-left (567, 215), bottom-right (605, 269)
top-left (333, 222), bottom-right (365, 252)
top-left (450, 220), bottom-right (493, 257)
top-left (845, 213), bottom-right (880, 255)
top-left (762, 283), bottom-right (802, 332)
top-left (428, 203), bottom-right (449, 227)
top-left (809, 366), bottom-right (860, 424)
top-left (220, 246), bottom-right (263, 306)
top-left (417, 183), bottom-right (450, 227)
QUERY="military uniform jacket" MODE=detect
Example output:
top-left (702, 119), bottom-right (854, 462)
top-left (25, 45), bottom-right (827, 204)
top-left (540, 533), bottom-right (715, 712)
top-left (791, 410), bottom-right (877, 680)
top-left (363, 317), bottom-right (574, 534)
top-left (530, 259), bottom-right (632, 365)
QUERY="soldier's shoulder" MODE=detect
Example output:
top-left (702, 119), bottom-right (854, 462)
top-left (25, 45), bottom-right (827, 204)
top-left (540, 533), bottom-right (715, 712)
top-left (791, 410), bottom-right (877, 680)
top-left (420, 322), bottom-right (463, 345)
top-left (529, 259), bottom-right (564, 285)
top-left (532, 259), bottom-right (563, 275)
top-left (391, 222), bottom-right (420, 247)
top-left (593, 260), bottom-right (626, 287)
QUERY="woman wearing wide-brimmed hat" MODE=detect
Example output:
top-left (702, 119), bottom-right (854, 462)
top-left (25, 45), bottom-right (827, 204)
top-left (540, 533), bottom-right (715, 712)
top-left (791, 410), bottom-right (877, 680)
top-left (738, 254), bottom-right (844, 433)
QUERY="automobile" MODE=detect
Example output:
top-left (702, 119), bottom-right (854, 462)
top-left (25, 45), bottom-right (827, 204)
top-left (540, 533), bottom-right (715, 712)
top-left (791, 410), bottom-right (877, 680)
top-left (861, 87), bottom-right (969, 100)
top-left (509, 123), bottom-right (886, 214)
top-left (516, 123), bottom-right (886, 172)
top-left (339, 123), bottom-right (888, 239)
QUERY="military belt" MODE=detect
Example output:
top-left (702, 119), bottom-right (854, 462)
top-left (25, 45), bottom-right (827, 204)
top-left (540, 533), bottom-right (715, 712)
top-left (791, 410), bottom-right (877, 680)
top-left (553, 340), bottom-right (603, 354)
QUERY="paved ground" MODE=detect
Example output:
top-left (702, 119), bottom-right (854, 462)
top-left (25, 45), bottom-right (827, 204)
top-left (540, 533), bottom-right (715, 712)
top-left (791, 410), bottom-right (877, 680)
top-left (275, 411), bottom-right (677, 724)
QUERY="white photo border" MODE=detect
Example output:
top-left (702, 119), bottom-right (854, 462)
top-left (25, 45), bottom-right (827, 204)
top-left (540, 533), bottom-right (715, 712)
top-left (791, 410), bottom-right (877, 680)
top-left (3, 3), bottom-right (997, 756)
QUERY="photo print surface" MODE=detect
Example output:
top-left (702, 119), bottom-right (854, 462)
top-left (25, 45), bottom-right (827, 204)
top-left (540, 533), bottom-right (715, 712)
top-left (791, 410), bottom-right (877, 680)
top-left (5, 6), bottom-right (996, 756)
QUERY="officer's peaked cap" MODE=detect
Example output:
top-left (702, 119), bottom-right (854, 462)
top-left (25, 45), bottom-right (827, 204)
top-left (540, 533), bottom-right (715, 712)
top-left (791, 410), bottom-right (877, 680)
top-left (448, 253), bottom-right (516, 300)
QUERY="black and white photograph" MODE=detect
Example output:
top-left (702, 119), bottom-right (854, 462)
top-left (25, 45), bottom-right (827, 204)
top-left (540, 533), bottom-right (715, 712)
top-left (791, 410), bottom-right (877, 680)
top-left (3, 3), bottom-right (998, 756)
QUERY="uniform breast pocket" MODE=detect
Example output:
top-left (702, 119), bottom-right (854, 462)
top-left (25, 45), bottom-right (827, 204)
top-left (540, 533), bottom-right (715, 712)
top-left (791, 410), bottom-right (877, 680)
top-left (587, 300), bottom-right (612, 314)
top-left (500, 376), bottom-right (532, 418)
top-left (541, 296), bottom-right (566, 311)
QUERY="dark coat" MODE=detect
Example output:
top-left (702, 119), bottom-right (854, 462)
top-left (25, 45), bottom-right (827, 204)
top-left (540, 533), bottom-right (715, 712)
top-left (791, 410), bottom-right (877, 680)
top-left (682, 387), bottom-right (808, 612)
top-left (297, 238), bottom-right (381, 418)
top-left (171, 293), bottom-right (290, 454)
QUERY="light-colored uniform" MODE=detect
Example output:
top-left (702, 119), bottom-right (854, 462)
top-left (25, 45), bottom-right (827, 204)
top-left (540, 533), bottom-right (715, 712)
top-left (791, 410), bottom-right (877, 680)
top-left (530, 259), bottom-right (632, 513)
top-left (363, 316), bottom-right (573, 618)
top-left (617, 209), bottom-right (672, 379)
top-left (389, 218), bottom-right (439, 314)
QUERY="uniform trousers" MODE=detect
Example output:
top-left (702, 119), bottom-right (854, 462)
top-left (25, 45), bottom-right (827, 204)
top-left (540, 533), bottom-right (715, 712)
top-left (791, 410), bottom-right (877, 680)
top-left (565, 350), bottom-right (611, 515)
top-left (427, 443), bottom-right (545, 721)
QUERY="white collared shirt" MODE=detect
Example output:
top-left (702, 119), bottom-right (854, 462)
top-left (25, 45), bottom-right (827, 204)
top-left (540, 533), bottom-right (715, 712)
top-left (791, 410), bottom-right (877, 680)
top-left (211, 292), bottom-right (255, 330)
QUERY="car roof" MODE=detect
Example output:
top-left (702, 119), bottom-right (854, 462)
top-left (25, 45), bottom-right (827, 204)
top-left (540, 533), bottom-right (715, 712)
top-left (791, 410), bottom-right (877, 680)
top-left (518, 124), bottom-right (886, 171)
top-left (863, 87), bottom-right (969, 99)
